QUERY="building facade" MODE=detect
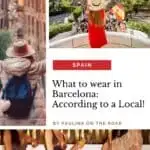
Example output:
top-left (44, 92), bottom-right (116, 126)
top-left (0, 0), bottom-right (46, 60)
top-left (0, 0), bottom-right (9, 29)
top-left (23, 0), bottom-right (46, 60)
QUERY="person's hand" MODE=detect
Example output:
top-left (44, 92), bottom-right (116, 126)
top-left (0, 100), bottom-right (11, 116)
top-left (85, 0), bottom-right (92, 15)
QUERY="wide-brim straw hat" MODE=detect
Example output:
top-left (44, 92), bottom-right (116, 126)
top-left (88, 0), bottom-right (106, 11)
top-left (6, 39), bottom-right (35, 58)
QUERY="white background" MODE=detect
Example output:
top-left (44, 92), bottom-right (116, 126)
top-left (47, 49), bottom-right (150, 129)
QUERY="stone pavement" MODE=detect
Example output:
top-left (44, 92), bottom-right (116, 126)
top-left (0, 118), bottom-right (45, 126)
top-left (131, 11), bottom-right (150, 24)
top-left (66, 145), bottom-right (150, 150)
top-left (50, 31), bottom-right (74, 43)
top-left (74, 43), bottom-right (129, 48)
top-left (0, 144), bottom-right (149, 150)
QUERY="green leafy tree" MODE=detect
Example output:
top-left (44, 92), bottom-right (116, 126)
top-left (121, 0), bottom-right (150, 15)
top-left (59, 0), bottom-right (73, 12)
top-left (49, 0), bottom-right (73, 15)
top-left (73, 6), bottom-right (82, 22)
top-left (49, 0), bottom-right (55, 14)
top-left (0, 31), bottom-right (12, 89)
top-left (0, 31), bottom-right (12, 60)
top-left (60, 0), bottom-right (72, 7)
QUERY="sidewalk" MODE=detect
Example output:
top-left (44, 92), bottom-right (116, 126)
top-left (50, 31), bottom-right (74, 43)
top-left (67, 144), bottom-right (150, 150)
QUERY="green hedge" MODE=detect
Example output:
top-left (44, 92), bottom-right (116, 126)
top-left (50, 23), bottom-right (72, 38)
top-left (127, 21), bottom-right (150, 36)
top-left (60, 0), bottom-right (72, 12)
top-left (73, 6), bottom-right (82, 21)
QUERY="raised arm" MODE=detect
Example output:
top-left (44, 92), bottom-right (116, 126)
top-left (28, 60), bottom-right (46, 75)
top-left (86, 0), bottom-right (118, 11)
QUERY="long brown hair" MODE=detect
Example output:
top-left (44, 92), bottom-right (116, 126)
top-left (88, 10), bottom-right (104, 26)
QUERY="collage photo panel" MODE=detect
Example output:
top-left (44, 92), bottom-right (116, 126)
top-left (0, 0), bottom-right (150, 149)
top-left (0, 0), bottom-right (46, 126)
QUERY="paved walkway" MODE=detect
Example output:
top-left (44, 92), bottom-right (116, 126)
top-left (50, 31), bottom-right (74, 43)
top-left (67, 145), bottom-right (150, 150)
top-left (131, 12), bottom-right (150, 23)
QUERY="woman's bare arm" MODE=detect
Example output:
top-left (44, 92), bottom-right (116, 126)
top-left (3, 130), bottom-right (12, 150)
top-left (45, 130), bottom-right (53, 150)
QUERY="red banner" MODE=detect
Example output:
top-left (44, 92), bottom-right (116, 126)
top-left (53, 60), bottom-right (111, 70)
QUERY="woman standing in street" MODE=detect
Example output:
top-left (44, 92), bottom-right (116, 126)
top-left (86, 0), bottom-right (107, 48)
top-left (0, 39), bottom-right (46, 125)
